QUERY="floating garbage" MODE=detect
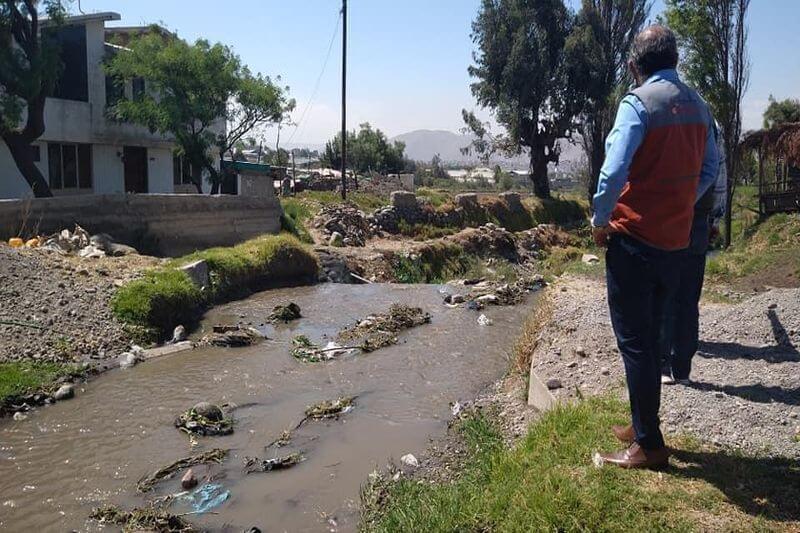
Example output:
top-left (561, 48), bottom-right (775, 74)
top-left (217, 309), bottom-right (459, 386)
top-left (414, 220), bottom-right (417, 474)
top-left (268, 302), bottom-right (302, 323)
top-left (138, 449), bottom-right (228, 493)
top-left (90, 503), bottom-right (197, 532)
top-left (477, 314), bottom-right (493, 326)
top-left (178, 482), bottom-right (230, 514)
top-left (243, 452), bottom-right (304, 474)
top-left (304, 396), bottom-right (356, 420)
top-left (202, 325), bottom-right (263, 347)
top-left (290, 335), bottom-right (356, 362)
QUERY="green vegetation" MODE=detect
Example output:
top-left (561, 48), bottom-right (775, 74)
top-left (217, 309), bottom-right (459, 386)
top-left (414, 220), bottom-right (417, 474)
top-left (525, 195), bottom-right (590, 226)
top-left (0, 361), bottom-right (76, 404)
top-left (392, 243), bottom-right (476, 284)
top-left (414, 188), bottom-right (451, 208)
top-left (707, 212), bottom-right (800, 285)
top-left (112, 234), bottom-right (318, 338)
top-left (397, 220), bottom-right (457, 241)
top-left (280, 198), bottom-right (314, 243)
top-left (363, 395), bottom-right (799, 532)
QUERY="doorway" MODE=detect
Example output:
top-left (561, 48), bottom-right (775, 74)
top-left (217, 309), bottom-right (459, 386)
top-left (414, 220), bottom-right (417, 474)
top-left (123, 146), bottom-right (148, 193)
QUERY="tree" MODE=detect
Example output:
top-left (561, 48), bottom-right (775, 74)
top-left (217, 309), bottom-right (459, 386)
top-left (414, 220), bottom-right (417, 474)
top-left (464, 0), bottom-right (579, 198)
top-left (565, 0), bottom-right (650, 200)
top-left (321, 123), bottom-right (406, 175)
top-left (106, 32), bottom-right (289, 193)
top-left (664, 0), bottom-right (750, 247)
top-left (763, 95), bottom-right (800, 129)
top-left (0, 0), bottom-right (66, 197)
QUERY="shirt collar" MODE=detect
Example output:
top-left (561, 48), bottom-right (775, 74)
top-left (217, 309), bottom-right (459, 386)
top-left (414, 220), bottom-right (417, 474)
top-left (643, 68), bottom-right (679, 85)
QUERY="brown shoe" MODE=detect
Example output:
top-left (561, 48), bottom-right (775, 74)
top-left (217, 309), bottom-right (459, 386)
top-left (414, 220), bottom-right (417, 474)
top-left (612, 424), bottom-right (635, 444)
top-left (595, 442), bottom-right (670, 470)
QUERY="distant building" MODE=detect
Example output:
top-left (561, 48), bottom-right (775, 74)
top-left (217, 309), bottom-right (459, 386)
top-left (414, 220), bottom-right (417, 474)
top-left (0, 12), bottom-right (223, 199)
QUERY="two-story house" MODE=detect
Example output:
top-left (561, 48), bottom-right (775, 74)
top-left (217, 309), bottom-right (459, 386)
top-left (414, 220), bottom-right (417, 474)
top-left (0, 12), bottom-right (220, 199)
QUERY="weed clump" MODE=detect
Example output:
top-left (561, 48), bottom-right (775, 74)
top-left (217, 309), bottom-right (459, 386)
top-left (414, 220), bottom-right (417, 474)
top-left (91, 504), bottom-right (196, 532)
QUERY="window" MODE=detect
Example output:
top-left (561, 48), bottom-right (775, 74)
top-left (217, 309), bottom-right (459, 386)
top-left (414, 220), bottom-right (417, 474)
top-left (172, 155), bottom-right (195, 185)
top-left (105, 75), bottom-right (125, 108)
top-left (47, 143), bottom-right (92, 190)
top-left (46, 25), bottom-right (88, 102)
top-left (132, 78), bottom-right (146, 101)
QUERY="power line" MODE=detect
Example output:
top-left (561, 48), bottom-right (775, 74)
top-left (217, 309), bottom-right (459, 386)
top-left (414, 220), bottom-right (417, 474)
top-left (287, 10), bottom-right (342, 145)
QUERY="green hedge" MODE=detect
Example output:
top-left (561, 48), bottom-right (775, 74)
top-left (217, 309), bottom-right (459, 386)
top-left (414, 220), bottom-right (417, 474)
top-left (112, 234), bottom-right (318, 339)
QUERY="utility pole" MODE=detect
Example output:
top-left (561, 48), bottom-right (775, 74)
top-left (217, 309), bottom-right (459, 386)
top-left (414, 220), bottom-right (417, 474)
top-left (340, 0), bottom-right (347, 200)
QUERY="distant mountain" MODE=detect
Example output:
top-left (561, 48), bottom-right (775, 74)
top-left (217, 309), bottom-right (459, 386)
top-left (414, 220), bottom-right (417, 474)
top-left (390, 129), bottom-right (584, 170)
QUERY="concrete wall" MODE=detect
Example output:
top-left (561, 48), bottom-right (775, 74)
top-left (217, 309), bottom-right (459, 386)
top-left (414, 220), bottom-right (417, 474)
top-left (0, 194), bottom-right (283, 256)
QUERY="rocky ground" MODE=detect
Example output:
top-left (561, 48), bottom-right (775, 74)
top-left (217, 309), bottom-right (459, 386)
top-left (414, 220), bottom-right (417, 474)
top-left (0, 245), bottom-right (160, 363)
top-left (531, 274), bottom-right (800, 458)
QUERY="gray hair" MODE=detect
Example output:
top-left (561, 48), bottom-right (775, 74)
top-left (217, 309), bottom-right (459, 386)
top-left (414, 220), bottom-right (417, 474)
top-left (629, 25), bottom-right (679, 78)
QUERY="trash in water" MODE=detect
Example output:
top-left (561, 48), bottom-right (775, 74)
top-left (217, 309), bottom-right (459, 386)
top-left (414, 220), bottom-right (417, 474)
top-left (201, 325), bottom-right (263, 347)
top-left (90, 503), bottom-right (197, 532)
top-left (266, 429), bottom-right (293, 448)
top-left (290, 335), bottom-right (356, 362)
top-left (138, 449), bottom-right (228, 493)
top-left (477, 314), bottom-right (493, 326)
top-left (338, 304), bottom-right (431, 342)
top-left (174, 403), bottom-right (234, 437)
top-left (268, 302), bottom-right (302, 323)
top-left (243, 452), bottom-right (304, 474)
top-left (178, 482), bottom-right (230, 514)
top-left (304, 396), bottom-right (356, 420)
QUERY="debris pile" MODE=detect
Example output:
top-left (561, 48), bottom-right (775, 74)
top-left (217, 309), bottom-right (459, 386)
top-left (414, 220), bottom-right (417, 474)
top-left (304, 396), bottom-right (356, 420)
top-left (313, 204), bottom-right (374, 247)
top-left (14, 225), bottom-right (141, 258)
top-left (516, 224), bottom-right (576, 259)
top-left (337, 304), bottom-right (432, 352)
top-left (174, 402), bottom-right (234, 437)
top-left (267, 302), bottom-right (302, 323)
top-left (243, 452), bottom-right (304, 474)
top-left (445, 223), bottom-right (519, 262)
top-left (290, 335), bottom-right (356, 362)
top-left (91, 504), bottom-right (197, 533)
top-left (200, 325), bottom-right (263, 347)
top-left (445, 275), bottom-right (546, 310)
top-left (137, 448), bottom-right (228, 493)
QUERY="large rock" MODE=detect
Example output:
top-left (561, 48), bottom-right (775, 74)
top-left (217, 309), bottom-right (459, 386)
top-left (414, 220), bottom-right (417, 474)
top-left (390, 191), bottom-right (418, 210)
top-left (499, 191), bottom-right (524, 211)
top-left (53, 384), bottom-right (75, 401)
top-left (455, 193), bottom-right (479, 209)
top-left (192, 401), bottom-right (223, 421)
top-left (180, 259), bottom-right (210, 289)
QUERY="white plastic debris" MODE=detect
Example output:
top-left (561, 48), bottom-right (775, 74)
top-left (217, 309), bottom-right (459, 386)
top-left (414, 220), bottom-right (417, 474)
top-left (477, 314), bottom-right (493, 326)
top-left (119, 352), bottom-right (138, 369)
top-left (451, 401), bottom-right (463, 417)
top-left (400, 454), bottom-right (419, 468)
top-left (12, 412), bottom-right (27, 421)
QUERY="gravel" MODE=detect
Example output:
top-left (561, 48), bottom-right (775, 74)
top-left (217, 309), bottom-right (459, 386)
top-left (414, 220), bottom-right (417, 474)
top-left (0, 245), bottom-right (160, 364)
top-left (530, 275), bottom-right (800, 459)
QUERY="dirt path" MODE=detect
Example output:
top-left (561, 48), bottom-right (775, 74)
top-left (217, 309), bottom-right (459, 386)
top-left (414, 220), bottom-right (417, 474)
top-left (530, 274), bottom-right (800, 458)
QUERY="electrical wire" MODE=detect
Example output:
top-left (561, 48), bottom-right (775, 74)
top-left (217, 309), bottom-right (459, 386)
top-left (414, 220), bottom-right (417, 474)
top-left (286, 10), bottom-right (342, 145)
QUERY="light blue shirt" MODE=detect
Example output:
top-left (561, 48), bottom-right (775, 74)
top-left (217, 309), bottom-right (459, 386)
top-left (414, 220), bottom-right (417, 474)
top-left (591, 69), bottom-right (719, 227)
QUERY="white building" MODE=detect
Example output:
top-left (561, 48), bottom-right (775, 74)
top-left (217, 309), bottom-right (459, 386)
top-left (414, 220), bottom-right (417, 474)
top-left (0, 12), bottom-right (220, 199)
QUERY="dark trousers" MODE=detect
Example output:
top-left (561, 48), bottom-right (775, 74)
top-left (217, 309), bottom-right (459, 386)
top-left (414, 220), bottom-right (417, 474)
top-left (660, 214), bottom-right (710, 380)
top-left (606, 234), bottom-right (686, 450)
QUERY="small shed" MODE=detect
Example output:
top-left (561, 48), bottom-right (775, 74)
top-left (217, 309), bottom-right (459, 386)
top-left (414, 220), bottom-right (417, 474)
top-left (220, 160), bottom-right (275, 198)
top-left (741, 123), bottom-right (800, 215)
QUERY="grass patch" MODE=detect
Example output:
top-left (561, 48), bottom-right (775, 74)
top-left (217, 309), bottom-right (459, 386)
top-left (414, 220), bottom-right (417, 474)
top-left (392, 243), bottom-right (476, 283)
top-left (397, 220), bottom-right (458, 241)
top-left (707, 212), bottom-right (800, 285)
top-left (415, 188), bottom-right (452, 207)
top-left (0, 361), bottom-right (76, 404)
top-left (526, 194), bottom-right (590, 225)
top-left (280, 198), bottom-right (314, 243)
top-left (512, 290), bottom-right (554, 374)
top-left (363, 395), bottom-right (800, 532)
top-left (112, 234), bottom-right (318, 338)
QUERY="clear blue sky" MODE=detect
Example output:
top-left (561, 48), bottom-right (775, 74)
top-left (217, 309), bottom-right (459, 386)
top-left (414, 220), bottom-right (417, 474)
top-left (79, 0), bottom-right (800, 146)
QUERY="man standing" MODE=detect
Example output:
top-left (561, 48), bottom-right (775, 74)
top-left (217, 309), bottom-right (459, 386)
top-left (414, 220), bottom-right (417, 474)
top-left (591, 25), bottom-right (718, 469)
top-left (661, 126), bottom-right (727, 384)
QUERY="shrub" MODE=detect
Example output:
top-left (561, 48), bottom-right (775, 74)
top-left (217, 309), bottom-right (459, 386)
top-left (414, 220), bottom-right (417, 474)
top-left (280, 198), bottom-right (314, 243)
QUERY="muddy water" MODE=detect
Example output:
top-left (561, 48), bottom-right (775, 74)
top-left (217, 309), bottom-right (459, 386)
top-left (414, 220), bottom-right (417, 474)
top-left (0, 283), bottom-right (534, 532)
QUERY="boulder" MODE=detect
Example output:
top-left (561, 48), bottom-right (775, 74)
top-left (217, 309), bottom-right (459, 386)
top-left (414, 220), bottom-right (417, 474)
top-left (329, 231), bottom-right (344, 247)
top-left (192, 402), bottom-right (224, 422)
top-left (455, 193), bottom-right (479, 209)
top-left (181, 468), bottom-right (198, 490)
top-left (180, 259), bottom-right (210, 289)
top-left (172, 325), bottom-right (187, 343)
top-left (53, 384), bottom-right (75, 401)
top-left (400, 453), bottom-right (419, 468)
top-left (390, 191), bottom-right (418, 210)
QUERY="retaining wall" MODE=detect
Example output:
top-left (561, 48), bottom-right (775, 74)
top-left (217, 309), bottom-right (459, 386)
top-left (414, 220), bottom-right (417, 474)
top-left (0, 194), bottom-right (282, 256)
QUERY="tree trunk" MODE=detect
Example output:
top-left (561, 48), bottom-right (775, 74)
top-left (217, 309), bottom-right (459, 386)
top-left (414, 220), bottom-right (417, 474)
top-left (530, 150), bottom-right (551, 199)
top-left (3, 135), bottom-right (52, 197)
top-left (191, 164), bottom-right (203, 194)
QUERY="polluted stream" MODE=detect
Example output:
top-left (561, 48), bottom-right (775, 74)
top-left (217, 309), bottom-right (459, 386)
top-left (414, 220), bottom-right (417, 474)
top-left (0, 283), bottom-right (535, 532)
